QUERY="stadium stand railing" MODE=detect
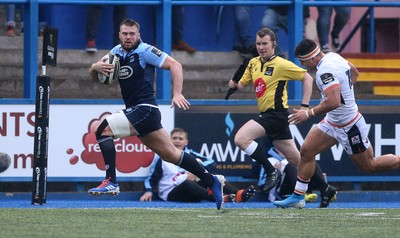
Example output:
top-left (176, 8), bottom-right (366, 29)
top-left (1, 0), bottom-right (400, 102)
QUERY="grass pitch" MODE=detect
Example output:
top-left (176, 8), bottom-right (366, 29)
top-left (1, 208), bottom-right (399, 238)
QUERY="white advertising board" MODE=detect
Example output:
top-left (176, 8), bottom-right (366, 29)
top-left (0, 104), bottom-right (174, 181)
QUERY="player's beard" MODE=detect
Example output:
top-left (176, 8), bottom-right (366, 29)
top-left (122, 38), bottom-right (141, 52)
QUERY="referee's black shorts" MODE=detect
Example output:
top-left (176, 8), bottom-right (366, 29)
top-left (255, 109), bottom-right (292, 140)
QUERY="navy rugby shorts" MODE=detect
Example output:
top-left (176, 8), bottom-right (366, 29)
top-left (124, 104), bottom-right (162, 137)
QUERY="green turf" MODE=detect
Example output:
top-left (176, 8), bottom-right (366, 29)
top-left (1, 208), bottom-right (399, 237)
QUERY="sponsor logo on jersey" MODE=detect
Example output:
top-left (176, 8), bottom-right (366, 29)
top-left (151, 47), bottom-right (162, 57)
top-left (254, 78), bottom-right (267, 98)
top-left (264, 67), bottom-right (274, 76)
top-left (351, 135), bottom-right (361, 145)
top-left (320, 73), bottom-right (334, 84)
top-left (119, 66), bottom-right (133, 80)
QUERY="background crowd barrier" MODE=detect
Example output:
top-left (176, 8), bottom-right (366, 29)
top-left (0, 0), bottom-right (400, 101)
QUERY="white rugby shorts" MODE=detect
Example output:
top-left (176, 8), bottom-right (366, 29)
top-left (317, 113), bottom-right (370, 155)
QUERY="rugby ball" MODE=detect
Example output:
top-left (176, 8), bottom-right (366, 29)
top-left (0, 152), bottom-right (11, 173)
top-left (98, 53), bottom-right (120, 85)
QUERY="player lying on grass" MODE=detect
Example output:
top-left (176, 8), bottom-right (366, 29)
top-left (140, 128), bottom-right (256, 203)
top-left (261, 146), bottom-right (336, 207)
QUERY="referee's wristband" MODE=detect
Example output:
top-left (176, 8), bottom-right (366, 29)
top-left (300, 103), bottom-right (309, 108)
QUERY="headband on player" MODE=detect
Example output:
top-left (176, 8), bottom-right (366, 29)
top-left (298, 45), bottom-right (321, 61)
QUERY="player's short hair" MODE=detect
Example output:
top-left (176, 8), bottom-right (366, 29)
top-left (256, 28), bottom-right (277, 42)
top-left (295, 39), bottom-right (318, 59)
top-left (120, 19), bottom-right (140, 31)
top-left (171, 127), bottom-right (189, 138)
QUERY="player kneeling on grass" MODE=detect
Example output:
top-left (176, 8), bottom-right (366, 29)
top-left (274, 39), bottom-right (400, 209)
top-left (87, 19), bottom-right (225, 210)
top-left (140, 128), bottom-right (256, 204)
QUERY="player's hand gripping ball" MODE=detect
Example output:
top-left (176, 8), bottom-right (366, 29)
top-left (98, 53), bottom-right (120, 85)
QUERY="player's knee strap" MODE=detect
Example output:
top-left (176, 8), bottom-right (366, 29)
top-left (105, 110), bottom-right (131, 138)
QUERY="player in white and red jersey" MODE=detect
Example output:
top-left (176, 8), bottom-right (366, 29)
top-left (274, 39), bottom-right (400, 209)
top-left (315, 51), bottom-right (358, 126)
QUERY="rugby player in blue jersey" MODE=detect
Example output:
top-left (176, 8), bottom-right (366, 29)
top-left (88, 19), bottom-right (225, 209)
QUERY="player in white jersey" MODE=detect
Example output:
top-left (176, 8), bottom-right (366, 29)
top-left (315, 52), bottom-right (359, 126)
top-left (274, 39), bottom-right (400, 209)
top-left (140, 128), bottom-right (256, 203)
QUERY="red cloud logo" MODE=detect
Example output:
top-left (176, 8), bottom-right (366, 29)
top-left (81, 112), bottom-right (154, 173)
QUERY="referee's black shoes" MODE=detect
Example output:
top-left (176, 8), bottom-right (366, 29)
top-left (319, 185), bottom-right (337, 208)
top-left (262, 169), bottom-right (281, 193)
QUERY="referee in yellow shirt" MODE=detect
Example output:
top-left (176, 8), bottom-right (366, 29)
top-left (228, 27), bottom-right (313, 193)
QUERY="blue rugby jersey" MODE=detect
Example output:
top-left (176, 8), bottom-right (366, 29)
top-left (110, 41), bottom-right (168, 108)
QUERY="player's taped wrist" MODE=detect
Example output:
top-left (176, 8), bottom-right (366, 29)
top-left (305, 110), bottom-right (310, 118)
